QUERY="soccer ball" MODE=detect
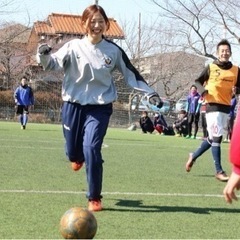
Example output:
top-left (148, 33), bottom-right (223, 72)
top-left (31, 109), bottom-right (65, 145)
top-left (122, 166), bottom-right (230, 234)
top-left (60, 207), bottom-right (97, 239)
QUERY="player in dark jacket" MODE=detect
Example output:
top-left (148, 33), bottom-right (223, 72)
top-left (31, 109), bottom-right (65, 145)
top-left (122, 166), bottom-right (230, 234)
top-left (173, 110), bottom-right (188, 137)
top-left (154, 113), bottom-right (167, 134)
top-left (154, 113), bottom-right (175, 135)
top-left (139, 111), bottom-right (154, 133)
top-left (14, 76), bottom-right (34, 130)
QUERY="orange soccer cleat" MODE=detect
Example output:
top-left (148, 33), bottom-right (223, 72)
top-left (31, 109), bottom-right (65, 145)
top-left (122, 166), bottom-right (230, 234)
top-left (88, 200), bottom-right (103, 212)
top-left (185, 153), bottom-right (195, 172)
top-left (71, 162), bottom-right (84, 171)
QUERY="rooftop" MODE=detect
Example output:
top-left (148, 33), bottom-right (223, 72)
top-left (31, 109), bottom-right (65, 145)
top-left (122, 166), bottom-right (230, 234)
top-left (34, 13), bottom-right (125, 39)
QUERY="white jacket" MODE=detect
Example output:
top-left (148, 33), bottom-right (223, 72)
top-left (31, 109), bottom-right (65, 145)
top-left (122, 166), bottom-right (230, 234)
top-left (36, 37), bottom-right (155, 105)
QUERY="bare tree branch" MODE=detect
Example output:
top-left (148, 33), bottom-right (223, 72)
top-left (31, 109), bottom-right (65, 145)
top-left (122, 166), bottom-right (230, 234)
top-left (210, 0), bottom-right (240, 43)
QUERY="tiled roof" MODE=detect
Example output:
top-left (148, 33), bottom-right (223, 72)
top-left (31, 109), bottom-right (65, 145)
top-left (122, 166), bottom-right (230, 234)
top-left (34, 13), bottom-right (125, 39)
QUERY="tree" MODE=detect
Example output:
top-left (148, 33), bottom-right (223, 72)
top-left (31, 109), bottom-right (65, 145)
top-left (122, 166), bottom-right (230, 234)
top-left (0, 23), bottom-right (32, 90)
top-left (120, 15), bottom-right (206, 103)
top-left (209, 0), bottom-right (240, 44)
top-left (118, 17), bottom-right (164, 119)
top-left (0, 0), bottom-right (32, 90)
top-left (150, 0), bottom-right (240, 63)
top-left (142, 51), bottom-right (205, 100)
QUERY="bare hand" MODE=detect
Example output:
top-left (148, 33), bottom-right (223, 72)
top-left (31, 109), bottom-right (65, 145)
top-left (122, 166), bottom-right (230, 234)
top-left (223, 172), bottom-right (240, 203)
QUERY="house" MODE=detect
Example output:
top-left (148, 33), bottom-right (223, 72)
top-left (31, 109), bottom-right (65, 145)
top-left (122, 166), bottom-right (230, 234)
top-left (0, 13), bottom-right (124, 88)
top-left (24, 12), bottom-right (125, 89)
top-left (24, 12), bottom-right (125, 91)
top-left (27, 12), bottom-right (125, 57)
top-left (0, 14), bottom-right (208, 125)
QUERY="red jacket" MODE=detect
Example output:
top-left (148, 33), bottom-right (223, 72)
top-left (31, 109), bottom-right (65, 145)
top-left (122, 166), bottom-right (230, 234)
top-left (230, 110), bottom-right (240, 174)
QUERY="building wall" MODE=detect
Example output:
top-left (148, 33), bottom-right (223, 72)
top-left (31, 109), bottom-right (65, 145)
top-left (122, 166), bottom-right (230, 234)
top-left (27, 29), bottom-right (40, 54)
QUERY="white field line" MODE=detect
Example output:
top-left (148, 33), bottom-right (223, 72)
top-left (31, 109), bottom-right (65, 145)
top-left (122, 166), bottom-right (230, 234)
top-left (0, 143), bottom-right (229, 151)
top-left (0, 189), bottom-right (227, 198)
top-left (0, 137), bottom-right (230, 149)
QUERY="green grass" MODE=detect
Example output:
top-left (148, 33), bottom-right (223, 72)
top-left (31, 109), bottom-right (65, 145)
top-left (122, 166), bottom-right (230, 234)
top-left (0, 121), bottom-right (238, 239)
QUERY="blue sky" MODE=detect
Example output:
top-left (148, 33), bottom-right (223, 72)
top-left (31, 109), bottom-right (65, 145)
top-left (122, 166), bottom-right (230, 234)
top-left (2, 0), bottom-right (240, 64)
top-left (2, 0), bottom-right (159, 26)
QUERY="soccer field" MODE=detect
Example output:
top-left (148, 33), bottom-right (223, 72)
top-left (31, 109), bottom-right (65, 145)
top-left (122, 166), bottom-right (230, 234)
top-left (0, 121), bottom-right (239, 239)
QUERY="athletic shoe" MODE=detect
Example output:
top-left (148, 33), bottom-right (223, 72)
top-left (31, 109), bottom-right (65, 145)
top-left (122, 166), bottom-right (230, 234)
top-left (185, 135), bottom-right (191, 139)
top-left (88, 200), bottom-right (102, 212)
top-left (71, 162), bottom-right (84, 171)
top-left (185, 153), bottom-right (194, 172)
top-left (215, 172), bottom-right (229, 182)
top-left (191, 136), bottom-right (196, 139)
top-left (175, 134), bottom-right (181, 137)
top-left (21, 125), bottom-right (26, 130)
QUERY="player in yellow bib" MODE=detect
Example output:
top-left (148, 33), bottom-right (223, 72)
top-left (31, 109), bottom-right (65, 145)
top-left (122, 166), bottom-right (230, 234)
top-left (185, 39), bottom-right (240, 182)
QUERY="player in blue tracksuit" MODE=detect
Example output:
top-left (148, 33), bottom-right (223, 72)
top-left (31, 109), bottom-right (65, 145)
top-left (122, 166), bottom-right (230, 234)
top-left (14, 76), bottom-right (34, 129)
top-left (185, 85), bottom-right (201, 139)
top-left (36, 4), bottom-right (162, 211)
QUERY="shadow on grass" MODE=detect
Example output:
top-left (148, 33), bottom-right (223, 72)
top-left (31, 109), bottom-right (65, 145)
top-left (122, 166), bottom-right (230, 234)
top-left (106, 137), bottom-right (150, 142)
top-left (31, 129), bottom-right (59, 132)
top-left (194, 174), bottom-right (215, 178)
top-left (104, 199), bottom-right (240, 214)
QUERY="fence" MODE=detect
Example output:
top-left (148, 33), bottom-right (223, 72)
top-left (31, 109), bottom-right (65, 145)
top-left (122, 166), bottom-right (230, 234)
top-left (0, 78), bottom-right (179, 129)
